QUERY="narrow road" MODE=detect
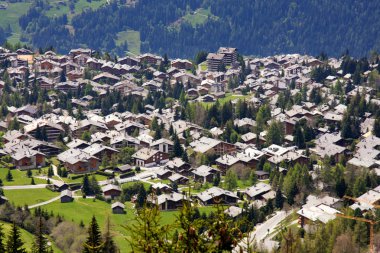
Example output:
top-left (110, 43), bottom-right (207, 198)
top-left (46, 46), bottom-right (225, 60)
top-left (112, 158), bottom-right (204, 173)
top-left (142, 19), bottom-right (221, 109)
top-left (3, 184), bottom-right (48, 190)
top-left (28, 195), bottom-right (61, 209)
top-left (234, 210), bottom-right (292, 252)
top-left (51, 164), bottom-right (64, 182)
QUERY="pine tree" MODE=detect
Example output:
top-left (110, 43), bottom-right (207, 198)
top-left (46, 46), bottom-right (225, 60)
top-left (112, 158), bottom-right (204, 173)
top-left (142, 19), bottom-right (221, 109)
top-left (6, 170), bottom-right (13, 182)
top-left (47, 167), bottom-right (54, 178)
top-left (31, 178), bottom-right (35, 185)
top-left (31, 216), bottom-right (49, 253)
top-left (83, 216), bottom-right (103, 253)
top-left (136, 184), bottom-right (147, 208)
top-left (102, 217), bottom-right (117, 253)
top-left (275, 188), bottom-right (284, 209)
top-left (0, 224), bottom-right (5, 252)
top-left (172, 134), bottom-right (183, 158)
top-left (6, 222), bottom-right (26, 253)
top-left (82, 174), bottom-right (91, 196)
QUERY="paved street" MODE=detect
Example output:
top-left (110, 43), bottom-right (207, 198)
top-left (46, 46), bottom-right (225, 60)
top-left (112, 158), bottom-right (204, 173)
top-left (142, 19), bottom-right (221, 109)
top-left (234, 210), bottom-right (292, 252)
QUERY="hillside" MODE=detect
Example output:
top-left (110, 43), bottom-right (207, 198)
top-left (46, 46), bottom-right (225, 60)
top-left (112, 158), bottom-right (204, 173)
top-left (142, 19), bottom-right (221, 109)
top-left (2, 0), bottom-right (380, 57)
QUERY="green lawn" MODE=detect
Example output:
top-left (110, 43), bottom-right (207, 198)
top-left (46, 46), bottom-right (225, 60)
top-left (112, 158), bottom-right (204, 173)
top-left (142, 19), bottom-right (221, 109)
top-left (40, 197), bottom-right (218, 252)
top-left (115, 29), bottom-right (141, 55)
top-left (200, 93), bottom-right (252, 108)
top-left (45, 0), bottom-right (107, 21)
top-left (0, 221), bottom-right (62, 252)
top-left (0, 1), bottom-right (31, 43)
top-left (182, 8), bottom-right (218, 28)
top-left (4, 188), bottom-right (59, 207)
top-left (0, 168), bottom-right (46, 186)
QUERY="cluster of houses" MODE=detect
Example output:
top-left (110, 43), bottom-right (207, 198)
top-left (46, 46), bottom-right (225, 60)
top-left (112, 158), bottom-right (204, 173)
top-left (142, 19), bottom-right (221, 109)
top-left (1, 45), bottom-right (380, 222)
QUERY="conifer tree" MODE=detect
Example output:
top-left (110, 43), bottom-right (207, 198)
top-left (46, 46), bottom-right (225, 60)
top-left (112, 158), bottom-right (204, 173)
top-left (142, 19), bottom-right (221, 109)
top-left (136, 184), bottom-right (147, 208)
top-left (31, 216), bottom-right (50, 253)
top-left (102, 217), bottom-right (117, 253)
top-left (82, 174), bottom-right (91, 196)
top-left (0, 224), bottom-right (5, 252)
top-left (6, 222), bottom-right (26, 253)
top-left (83, 216), bottom-right (103, 253)
top-left (6, 169), bottom-right (13, 182)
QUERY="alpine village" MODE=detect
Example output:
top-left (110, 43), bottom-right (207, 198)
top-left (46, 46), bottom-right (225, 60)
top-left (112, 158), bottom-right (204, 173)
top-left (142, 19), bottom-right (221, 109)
top-left (0, 2), bottom-right (380, 253)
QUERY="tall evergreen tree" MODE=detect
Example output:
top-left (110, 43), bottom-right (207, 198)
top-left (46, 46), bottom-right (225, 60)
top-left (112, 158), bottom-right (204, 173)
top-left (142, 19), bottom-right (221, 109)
top-left (6, 222), bottom-right (26, 253)
top-left (82, 174), bottom-right (91, 196)
top-left (102, 217), bottom-right (117, 253)
top-left (31, 216), bottom-right (50, 253)
top-left (0, 224), bottom-right (5, 252)
top-left (83, 216), bottom-right (103, 253)
top-left (136, 184), bottom-right (147, 208)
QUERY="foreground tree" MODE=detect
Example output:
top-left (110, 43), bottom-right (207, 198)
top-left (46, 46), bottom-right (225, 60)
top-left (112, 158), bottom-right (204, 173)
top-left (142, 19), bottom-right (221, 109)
top-left (31, 216), bottom-right (51, 253)
top-left (83, 216), bottom-right (103, 253)
top-left (102, 217), bottom-right (117, 253)
top-left (6, 222), bottom-right (26, 253)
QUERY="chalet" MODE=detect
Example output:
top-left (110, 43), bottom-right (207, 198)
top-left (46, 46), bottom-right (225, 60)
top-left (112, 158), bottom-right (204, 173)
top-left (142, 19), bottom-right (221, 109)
top-left (244, 183), bottom-right (272, 200)
top-left (152, 183), bottom-right (173, 194)
top-left (71, 120), bottom-right (108, 138)
top-left (132, 148), bottom-right (169, 167)
top-left (267, 151), bottom-right (309, 167)
top-left (57, 148), bottom-right (100, 174)
top-left (66, 139), bottom-right (91, 150)
top-left (151, 138), bottom-right (174, 153)
top-left (171, 59), bottom-right (193, 70)
top-left (114, 164), bottom-right (132, 174)
top-left (93, 72), bottom-right (120, 85)
top-left (69, 48), bottom-right (92, 59)
top-left (55, 81), bottom-right (79, 93)
top-left (24, 120), bottom-right (65, 142)
top-left (147, 192), bottom-right (190, 211)
top-left (138, 53), bottom-right (163, 65)
top-left (156, 168), bottom-right (173, 180)
top-left (83, 143), bottom-right (119, 160)
top-left (102, 184), bottom-right (122, 199)
top-left (190, 137), bottom-right (236, 156)
top-left (224, 206), bottom-right (243, 218)
top-left (255, 170), bottom-right (270, 180)
top-left (37, 76), bottom-right (54, 90)
top-left (52, 181), bottom-right (69, 192)
top-left (197, 187), bottom-right (239, 205)
top-left (192, 165), bottom-right (220, 184)
top-left (168, 173), bottom-right (189, 185)
top-left (118, 56), bottom-right (140, 66)
top-left (215, 154), bottom-right (243, 172)
top-left (11, 149), bottom-right (46, 170)
top-left (166, 158), bottom-right (192, 175)
top-left (86, 58), bottom-right (103, 70)
top-left (60, 190), bottom-right (74, 203)
top-left (111, 202), bottom-right (125, 214)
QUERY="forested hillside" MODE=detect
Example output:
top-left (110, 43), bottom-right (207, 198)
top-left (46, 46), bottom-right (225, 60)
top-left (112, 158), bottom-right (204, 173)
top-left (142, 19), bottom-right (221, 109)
top-left (5, 0), bottom-right (380, 57)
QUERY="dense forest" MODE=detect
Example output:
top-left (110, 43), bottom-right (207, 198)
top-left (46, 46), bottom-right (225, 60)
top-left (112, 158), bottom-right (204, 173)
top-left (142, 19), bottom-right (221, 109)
top-left (7, 0), bottom-right (380, 57)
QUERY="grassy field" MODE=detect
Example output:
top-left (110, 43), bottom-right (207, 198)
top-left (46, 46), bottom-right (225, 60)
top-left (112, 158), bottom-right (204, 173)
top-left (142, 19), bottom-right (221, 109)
top-left (39, 197), bottom-right (217, 252)
top-left (0, 1), bottom-right (31, 43)
top-left (115, 29), bottom-right (141, 55)
top-left (0, 168), bottom-right (46, 186)
top-left (45, 0), bottom-right (107, 21)
top-left (200, 93), bottom-right (252, 108)
top-left (4, 188), bottom-right (59, 207)
top-left (182, 8), bottom-right (218, 28)
top-left (0, 221), bottom-right (63, 252)
top-left (0, 0), bottom-right (107, 43)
